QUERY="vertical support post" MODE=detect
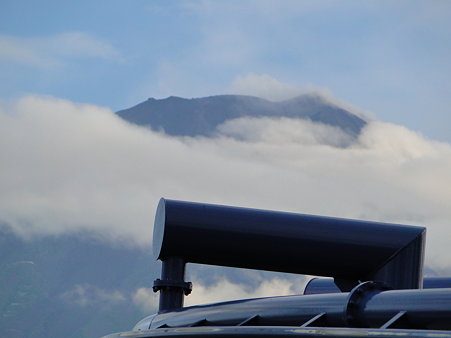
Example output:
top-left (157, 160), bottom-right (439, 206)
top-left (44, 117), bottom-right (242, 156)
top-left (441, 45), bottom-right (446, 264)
top-left (152, 257), bottom-right (192, 313)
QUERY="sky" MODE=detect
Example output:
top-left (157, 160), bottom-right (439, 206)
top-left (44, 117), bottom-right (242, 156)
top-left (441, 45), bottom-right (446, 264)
top-left (1, 0), bottom-right (451, 307)
top-left (0, 0), bottom-right (450, 142)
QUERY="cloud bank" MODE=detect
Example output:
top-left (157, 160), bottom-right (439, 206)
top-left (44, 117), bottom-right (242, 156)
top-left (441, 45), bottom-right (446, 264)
top-left (1, 95), bottom-right (451, 275)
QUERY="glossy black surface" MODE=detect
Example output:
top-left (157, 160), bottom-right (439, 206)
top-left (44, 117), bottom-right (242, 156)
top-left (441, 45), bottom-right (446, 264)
top-left (304, 277), bottom-right (451, 295)
top-left (103, 326), bottom-right (451, 338)
top-left (103, 199), bottom-right (451, 338)
top-left (153, 198), bottom-right (425, 288)
top-left (146, 288), bottom-right (451, 330)
top-left (156, 257), bottom-right (188, 312)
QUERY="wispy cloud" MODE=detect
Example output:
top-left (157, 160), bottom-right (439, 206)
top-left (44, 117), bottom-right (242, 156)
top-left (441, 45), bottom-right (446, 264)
top-left (231, 73), bottom-right (302, 101)
top-left (185, 277), bottom-right (303, 306)
top-left (218, 117), bottom-right (354, 148)
top-left (230, 73), bottom-right (372, 119)
top-left (1, 94), bottom-right (450, 273)
top-left (132, 277), bottom-right (305, 310)
top-left (0, 32), bottom-right (123, 68)
top-left (60, 284), bottom-right (126, 307)
top-left (132, 287), bottom-right (158, 313)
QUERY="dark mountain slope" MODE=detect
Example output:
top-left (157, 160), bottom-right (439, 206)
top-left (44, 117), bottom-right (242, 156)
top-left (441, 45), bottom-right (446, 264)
top-left (0, 228), bottom-right (157, 338)
top-left (116, 94), bottom-right (367, 137)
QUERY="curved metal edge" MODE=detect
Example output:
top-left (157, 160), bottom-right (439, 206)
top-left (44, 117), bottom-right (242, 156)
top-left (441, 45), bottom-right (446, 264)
top-left (101, 326), bottom-right (451, 338)
top-left (343, 281), bottom-right (391, 328)
top-left (152, 198), bottom-right (166, 260)
top-left (370, 229), bottom-right (426, 289)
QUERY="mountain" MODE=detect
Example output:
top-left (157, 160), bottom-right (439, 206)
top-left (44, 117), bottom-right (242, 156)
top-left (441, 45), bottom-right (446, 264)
top-left (116, 94), bottom-right (367, 138)
top-left (0, 228), bottom-right (158, 338)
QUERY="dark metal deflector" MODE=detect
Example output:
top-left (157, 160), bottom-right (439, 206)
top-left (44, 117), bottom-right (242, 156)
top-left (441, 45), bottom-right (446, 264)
top-left (152, 198), bottom-right (426, 312)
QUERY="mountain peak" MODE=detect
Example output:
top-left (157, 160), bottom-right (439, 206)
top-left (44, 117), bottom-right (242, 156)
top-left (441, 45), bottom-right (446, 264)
top-left (117, 94), bottom-right (366, 138)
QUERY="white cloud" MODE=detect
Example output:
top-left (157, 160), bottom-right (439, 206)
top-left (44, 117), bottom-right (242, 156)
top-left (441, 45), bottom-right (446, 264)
top-left (132, 287), bottom-right (159, 313)
top-left (230, 73), bottom-right (371, 120)
top-left (0, 95), bottom-right (451, 274)
top-left (231, 73), bottom-right (302, 101)
top-left (0, 32), bottom-right (122, 68)
top-left (218, 117), bottom-right (354, 147)
top-left (131, 277), bottom-right (305, 311)
top-left (185, 277), bottom-right (302, 307)
top-left (60, 284), bottom-right (126, 307)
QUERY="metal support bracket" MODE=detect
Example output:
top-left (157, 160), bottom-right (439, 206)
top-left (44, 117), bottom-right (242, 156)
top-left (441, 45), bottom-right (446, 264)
top-left (344, 281), bottom-right (391, 327)
top-left (153, 279), bottom-right (192, 296)
top-left (154, 257), bottom-right (190, 312)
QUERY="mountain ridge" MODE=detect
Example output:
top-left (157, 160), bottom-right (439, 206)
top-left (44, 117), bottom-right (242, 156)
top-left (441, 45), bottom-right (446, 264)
top-left (116, 94), bottom-right (367, 138)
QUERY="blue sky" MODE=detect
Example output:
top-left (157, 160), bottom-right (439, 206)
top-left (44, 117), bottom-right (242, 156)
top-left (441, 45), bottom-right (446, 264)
top-left (1, 0), bottom-right (450, 142)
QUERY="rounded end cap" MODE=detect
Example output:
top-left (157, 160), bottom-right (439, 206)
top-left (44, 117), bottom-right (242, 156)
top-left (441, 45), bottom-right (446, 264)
top-left (152, 198), bottom-right (166, 260)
